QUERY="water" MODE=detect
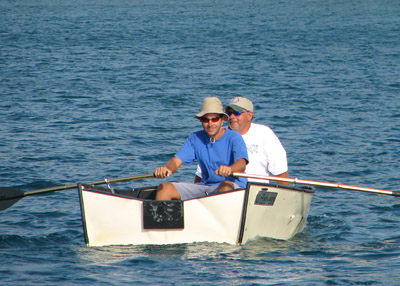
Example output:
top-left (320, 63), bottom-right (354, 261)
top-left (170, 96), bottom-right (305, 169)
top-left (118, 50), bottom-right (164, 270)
top-left (1, 0), bottom-right (399, 284)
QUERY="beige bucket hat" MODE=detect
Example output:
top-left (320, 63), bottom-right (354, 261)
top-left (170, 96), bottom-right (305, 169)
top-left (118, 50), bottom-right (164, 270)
top-left (195, 97), bottom-right (228, 120)
top-left (225, 96), bottom-right (254, 112)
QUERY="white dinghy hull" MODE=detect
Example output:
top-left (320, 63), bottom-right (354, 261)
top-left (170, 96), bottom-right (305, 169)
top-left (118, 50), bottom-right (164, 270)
top-left (78, 182), bottom-right (314, 247)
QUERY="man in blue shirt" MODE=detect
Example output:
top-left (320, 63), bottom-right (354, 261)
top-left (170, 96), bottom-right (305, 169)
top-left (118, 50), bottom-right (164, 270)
top-left (154, 97), bottom-right (248, 200)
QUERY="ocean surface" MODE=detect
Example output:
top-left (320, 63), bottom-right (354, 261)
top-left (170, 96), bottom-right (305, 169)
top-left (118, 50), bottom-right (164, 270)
top-left (1, 0), bottom-right (399, 284)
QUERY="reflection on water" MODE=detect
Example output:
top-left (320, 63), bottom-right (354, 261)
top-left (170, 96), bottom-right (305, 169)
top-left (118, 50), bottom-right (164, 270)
top-left (75, 234), bottom-right (313, 265)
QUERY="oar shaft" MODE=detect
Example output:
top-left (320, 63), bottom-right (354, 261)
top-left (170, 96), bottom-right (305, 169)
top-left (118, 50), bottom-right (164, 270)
top-left (0, 173), bottom-right (156, 211)
top-left (24, 183), bottom-right (80, 196)
top-left (24, 173), bottom-right (155, 197)
top-left (232, 172), bottom-right (400, 197)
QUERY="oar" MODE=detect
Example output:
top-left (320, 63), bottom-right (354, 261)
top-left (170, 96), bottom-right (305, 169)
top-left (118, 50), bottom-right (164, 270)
top-left (0, 173), bottom-right (155, 211)
top-left (232, 172), bottom-right (400, 197)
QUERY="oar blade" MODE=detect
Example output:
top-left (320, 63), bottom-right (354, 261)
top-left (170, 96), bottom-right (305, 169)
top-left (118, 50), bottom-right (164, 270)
top-left (0, 187), bottom-right (24, 211)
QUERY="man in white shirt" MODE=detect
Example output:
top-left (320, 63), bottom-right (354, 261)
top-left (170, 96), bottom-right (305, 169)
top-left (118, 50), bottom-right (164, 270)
top-left (195, 96), bottom-right (289, 185)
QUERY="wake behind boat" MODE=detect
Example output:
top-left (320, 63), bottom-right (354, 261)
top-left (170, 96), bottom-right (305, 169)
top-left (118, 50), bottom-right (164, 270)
top-left (78, 181), bottom-right (314, 247)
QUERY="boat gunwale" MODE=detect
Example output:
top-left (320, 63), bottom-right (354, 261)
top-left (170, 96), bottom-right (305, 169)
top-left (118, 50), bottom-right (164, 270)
top-left (78, 181), bottom-right (315, 202)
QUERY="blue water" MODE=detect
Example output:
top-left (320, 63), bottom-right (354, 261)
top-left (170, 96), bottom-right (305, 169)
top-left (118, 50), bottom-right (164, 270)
top-left (1, 0), bottom-right (400, 284)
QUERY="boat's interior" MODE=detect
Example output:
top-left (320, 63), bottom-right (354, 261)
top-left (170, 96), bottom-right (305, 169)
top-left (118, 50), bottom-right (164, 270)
top-left (80, 184), bottom-right (246, 201)
top-left (82, 185), bottom-right (158, 200)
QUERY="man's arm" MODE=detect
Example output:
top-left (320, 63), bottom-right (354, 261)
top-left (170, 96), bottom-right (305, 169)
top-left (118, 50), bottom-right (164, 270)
top-left (215, 158), bottom-right (248, 177)
top-left (154, 156), bottom-right (183, 178)
top-left (274, 170), bottom-right (290, 186)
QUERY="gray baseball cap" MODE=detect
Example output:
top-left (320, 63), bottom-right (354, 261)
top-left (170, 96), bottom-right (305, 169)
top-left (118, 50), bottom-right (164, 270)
top-left (225, 97), bottom-right (254, 112)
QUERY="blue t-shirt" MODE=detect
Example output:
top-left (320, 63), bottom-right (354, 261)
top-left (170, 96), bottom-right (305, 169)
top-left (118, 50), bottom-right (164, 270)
top-left (176, 129), bottom-right (248, 188)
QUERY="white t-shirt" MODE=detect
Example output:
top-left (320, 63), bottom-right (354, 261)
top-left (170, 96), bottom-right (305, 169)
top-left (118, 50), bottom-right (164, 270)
top-left (241, 123), bottom-right (288, 178)
top-left (196, 123), bottom-right (288, 182)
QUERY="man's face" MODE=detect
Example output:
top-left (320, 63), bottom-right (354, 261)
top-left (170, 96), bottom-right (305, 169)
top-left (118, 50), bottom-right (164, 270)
top-left (227, 108), bottom-right (252, 134)
top-left (199, 113), bottom-right (224, 137)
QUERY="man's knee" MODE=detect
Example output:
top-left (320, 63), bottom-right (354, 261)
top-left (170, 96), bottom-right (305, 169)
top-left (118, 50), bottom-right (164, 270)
top-left (218, 180), bottom-right (235, 193)
top-left (156, 183), bottom-right (181, 200)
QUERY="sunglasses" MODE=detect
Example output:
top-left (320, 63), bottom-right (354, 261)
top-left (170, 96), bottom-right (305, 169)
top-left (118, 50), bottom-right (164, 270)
top-left (200, 116), bottom-right (221, 123)
top-left (226, 110), bottom-right (243, 116)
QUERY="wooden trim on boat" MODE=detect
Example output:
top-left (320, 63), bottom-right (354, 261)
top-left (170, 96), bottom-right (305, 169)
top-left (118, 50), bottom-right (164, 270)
top-left (78, 184), bottom-right (90, 245)
top-left (238, 185), bottom-right (250, 245)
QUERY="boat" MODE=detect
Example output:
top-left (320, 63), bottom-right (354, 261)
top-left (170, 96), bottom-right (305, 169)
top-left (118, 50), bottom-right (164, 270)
top-left (78, 181), bottom-right (315, 247)
top-left (2, 172), bottom-right (396, 247)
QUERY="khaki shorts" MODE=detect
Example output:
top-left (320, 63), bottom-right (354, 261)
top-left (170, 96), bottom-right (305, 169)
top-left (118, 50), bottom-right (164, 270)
top-left (172, 182), bottom-right (240, 200)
